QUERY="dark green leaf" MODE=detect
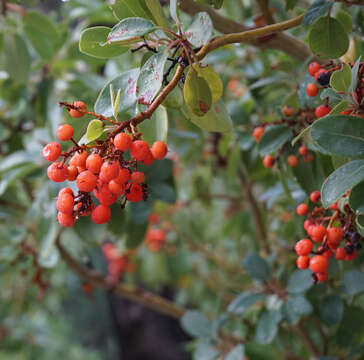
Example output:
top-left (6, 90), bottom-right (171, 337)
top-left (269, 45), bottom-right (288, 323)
top-left (257, 125), bottom-right (292, 156)
top-left (329, 100), bottom-right (350, 115)
top-left (335, 10), bottom-right (352, 33)
top-left (330, 64), bottom-right (352, 93)
top-left (185, 12), bottom-right (213, 47)
top-left (349, 56), bottom-right (361, 95)
top-left (181, 310), bottom-right (212, 338)
top-left (320, 295), bottom-right (343, 325)
top-left (287, 295), bottom-right (313, 316)
top-left (336, 307), bottom-right (364, 347)
top-left (228, 292), bottom-right (265, 314)
top-left (163, 86), bottom-right (183, 109)
top-left (349, 181), bottom-right (364, 214)
top-left (303, 0), bottom-right (332, 26)
top-left (139, 105), bottom-right (168, 145)
top-left (255, 310), bottom-right (281, 344)
top-left (287, 270), bottom-right (313, 294)
top-left (143, 0), bottom-right (169, 28)
top-left (342, 270), bottom-right (364, 295)
top-left (225, 345), bottom-right (245, 360)
top-left (320, 88), bottom-right (344, 105)
top-left (242, 252), bottom-right (270, 282)
top-left (111, 0), bottom-right (149, 20)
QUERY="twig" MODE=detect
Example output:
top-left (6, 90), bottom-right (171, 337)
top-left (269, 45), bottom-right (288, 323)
top-left (257, 0), bottom-right (275, 25)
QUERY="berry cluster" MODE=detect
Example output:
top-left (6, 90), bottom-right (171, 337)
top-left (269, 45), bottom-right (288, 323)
top-left (42, 101), bottom-right (168, 227)
top-left (295, 191), bottom-right (362, 283)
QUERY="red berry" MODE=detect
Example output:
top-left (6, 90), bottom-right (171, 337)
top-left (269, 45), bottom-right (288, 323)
top-left (86, 153), bottom-right (103, 174)
top-left (94, 184), bottom-right (117, 205)
top-left (306, 83), bottom-right (318, 97)
top-left (108, 180), bottom-right (125, 196)
top-left (130, 140), bottom-right (150, 161)
top-left (309, 255), bottom-right (328, 273)
top-left (322, 250), bottom-right (332, 259)
top-left (69, 150), bottom-right (88, 168)
top-left (310, 190), bottom-right (321, 203)
top-left (76, 170), bottom-right (97, 192)
top-left (329, 202), bottom-right (338, 211)
top-left (335, 247), bottom-right (346, 260)
top-left (57, 212), bottom-right (75, 227)
top-left (345, 250), bottom-right (357, 261)
top-left (99, 161), bottom-right (120, 183)
top-left (67, 165), bottom-right (78, 181)
top-left (126, 184), bottom-right (143, 202)
top-left (57, 124), bottom-right (74, 141)
top-left (316, 272), bottom-right (328, 282)
top-left (304, 219), bottom-right (313, 232)
top-left (91, 205), bottom-right (111, 224)
top-left (140, 149), bottom-right (155, 165)
top-left (296, 203), bottom-right (308, 216)
top-left (147, 228), bottom-right (166, 242)
top-left (114, 133), bottom-right (132, 151)
top-left (340, 109), bottom-right (353, 115)
top-left (148, 213), bottom-right (160, 225)
top-left (42, 142), bottom-right (61, 162)
top-left (314, 69), bottom-right (326, 81)
top-left (253, 127), bottom-right (264, 142)
top-left (315, 105), bottom-right (331, 118)
top-left (151, 141), bottom-right (168, 160)
top-left (114, 168), bottom-right (130, 184)
top-left (303, 153), bottom-right (314, 163)
top-left (130, 171), bottom-right (145, 184)
top-left (296, 255), bottom-right (310, 270)
top-left (295, 238), bottom-right (313, 256)
top-left (56, 193), bottom-right (74, 214)
top-left (59, 187), bottom-right (73, 197)
top-left (102, 243), bottom-right (119, 261)
top-left (263, 154), bottom-right (275, 168)
top-left (287, 155), bottom-right (299, 167)
top-left (298, 146), bottom-right (308, 156)
top-left (69, 101), bottom-right (86, 118)
top-left (47, 162), bottom-right (69, 182)
top-left (282, 106), bottom-right (295, 117)
top-left (308, 62), bottom-right (321, 76)
top-left (327, 227), bottom-right (343, 244)
top-left (311, 225), bottom-right (327, 242)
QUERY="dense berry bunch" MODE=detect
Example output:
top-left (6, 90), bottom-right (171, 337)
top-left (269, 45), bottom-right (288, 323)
top-left (295, 191), bottom-right (362, 283)
top-left (42, 101), bottom-right (168, 227)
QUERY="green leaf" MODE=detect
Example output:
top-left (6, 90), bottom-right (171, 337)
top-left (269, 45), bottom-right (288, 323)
top-left (321, 160), bottom-right (364, 208)
top-left (292, 125), bottom-right (312, 146)
top-left (184, 68), bottom-right (212, 116)
top-left (0, 151), bottom-right (38, 174)
top-left (111, 0), bottom-right (149, 20)
top-left (38, 221), bottom-right (59, 268)
top-left (336, 307), bottom-right (364, 348)
top-left (349, 56), bottom-right (361, 95)
top-left (308, 16), bottom-right (349, 59)
top-left (355, 214), bottom-right (364, 236)
top-left (320, 88), bottom-right (344, 105)
top-left (95, 68), bottom-right (140, 116)
top-left (255, 310), bottom-right (281, 344)
top-left (136, 51), bottom-right (169, 104)
top-left (79, 26), bottom-right (128, 59)
top-left (170, 0), bottom-right (180, 24)
top-left (335, 10), bottom-right (352, 33)
top-left (143, 0), bottom-right (169, 28)
top-left (2, 34), bottom-right (31, 83)
top-left (139, 105), bottom-right (168, 144)
top-left (194, 64), bottom-right (223, 105)
top-left (106, 17), bottom-right (157, 45)
top-left (86, 119), bottom-right (104, 141)
top-left (163, 86), bottom-right (183, 109)
top-left (330, 64), bottom-right (352, 93)
top-left (349, 181), bottom-right (364, 214)
top-left (286, 0), bottom-right (299, 11)
top-left (183, 100), bottom-right (233, 132)
top-left (181, 310), bottom-right (212, 338)
top-left (287, 270), bottom-right (313, 294)
top-left (194, 340), bottom-right (219, 360)
top-left (311, 115), bottom-right (364, 157)
top-left (303, 0), bottom-right (332, 26)
top-left (342, 270), bottom-right (364, 295)
top-left (228, 292), bottom-right (265, 314)
top-left (185, 12), bottom-right (213, 47)
top-left (320, 295), bottom-right (343, 325)
top-left (329, 100), bottom-right (350, 115)
top-left (242, 252), bottom-right (270, 282)
top-left (287, 295), bottom-right (312, 316)
top-left (150, 182), bottom-right (176, 204)
top-left (225, 345), bottom-right (245, 360)
top-left (292, 159), bottom-right (320, 195)
top-left (257, 125), bottom-right (292, 156)
top-left (0, 164), bottom-right (37, 196)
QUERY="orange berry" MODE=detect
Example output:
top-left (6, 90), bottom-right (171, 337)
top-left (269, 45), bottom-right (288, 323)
top-left (67, 165), bottom-right (78, 181)
top-left (315, 105), bottom-right (331, 118)
top-left (140, 149), bottom-right (155, 165)
top-left (282, 106), bottom-right (295, 117)
top-left (99, 161), bottom-right (120, 183)
top-left (126, 184), bottom-right (143, 202)
top-left (309, 190), bottom-right (321, 203)
top-left (335, 247), bottom-right (346, 260)
top-left (253, 127), bottom-right (264, 142)
top-left (308, 62), bottom-right (321, 76)
top-left (296, 203), bottom-right (308, 216)
top-left (57, 212), bottom-right (75, 227)
top-left (57, 124), bottom-right (74, 141)
top-left (316, 272), bottom-right (328, 282)
top-left (69, 150), bottom-right (88, 168)
top-left (86, 153), bottom-right (103, 174)
top-left (114, 133), bottom-right (132, 151)
top-left (76, 170), bottom-right (97, 192)
top-left (296, 256), bottom-right (310, 270)
top-left (306, 83), bottom-right (318, 97)
top-left (287, 155), bottom-right (299, 167)
top-left (303, 153), bottom-right (314, 163)
top-left (327, 227), bottom-right (343, 244)
top-left (114, 168), bottom-right (131, 184)
top-left (130, 171), bottom-right (145, 184)
top-left (94, 184), bottom-right (117, 205)
top-left (56, 193), bottom-right (74, 214)
top-left (108, 180), bottom-right (125, 196)
top-left (91, 205), bottom-right (111, 224)
top-left (151, 141), bottom-right (168, 160)
top-left (295, 239), bottom-right (313, 256)
top-left (298, 146), bottom-right (308, 156)
top-left (263, 154), bottom-right (275, 168)
top-left (47, 162), bottom-right (69, 182)
top-left (42, 142), bottom-right (61, 162)
top-left (311, 225), bottom-right (327, 242)
top-left (309, 255), bottom-right (328, 273)
top-left (69, 101), bottom-right (86, 118)
top-left (130, 140), bottom-right (150, 161)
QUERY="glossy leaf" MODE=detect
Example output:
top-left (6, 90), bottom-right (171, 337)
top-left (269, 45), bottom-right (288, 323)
top-left (349, 181), bottom-right (364, 214)
top-left (139, 105), bottom-right (168, 145)
top-left (257, 125), bottom-right (292, 156)
top-left (349, 56), bottom-right (361, 95)
top-left (321, 160), bottom-right (364, 208)
top-left (287, 295), bottom-right (313, 316)
top-left (136, 51), bottom-right (169, 104)
top-left (194, 64), bottom-right (223, 105)
top-left (79, 26), bottom-right (128, 59)
top-left (287, 270), bottom-right (313, 294)
top-left (320, 295), bottom-right (343, 325)
top-left (329, 100), bottom-right (350, 115)
top-left (242, 252), bottom-right (270, 282)
top-left (181, 310), bottom-right (212, 338)
top-left (143, 0), bottom-right (169, 28)
top-left (311, 115), bottom-right (364, 157)
top-left (330, 64), bottom-right (352, 93)
top-left (95, 68), bottom-right (140, 116)
top-left (163, 86), bottom-right (183, 109)
top-left (185, 12), bottom-right (213, 47)
top-left (335, 10), bottom-right (352, 33)
top-left (106, 17), bottom-right (157, 45)
top-left (308, 16), bottom-right (349, 59)
top-left (38, 221), bottom-right (59, 268)
top-left (342, 270), bottom-right (364, 296)
top-left (225, 345), bottom-right (245, 360)
top-left (110, 0), bottom-right (149, 20)
top-left (302, 0), bottom-right (332, 26)
top-left (255, 310), bottom-right (281, 344)
top-left (86, 119), bottom-right (104, 141)
top-left (228, 292), bottom-right (265, 314)
top-left (320, 88), bottom-right (343, 104)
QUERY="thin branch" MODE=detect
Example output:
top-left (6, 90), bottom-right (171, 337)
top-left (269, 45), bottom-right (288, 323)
top-left (257, 0), bottom-right (275, 25)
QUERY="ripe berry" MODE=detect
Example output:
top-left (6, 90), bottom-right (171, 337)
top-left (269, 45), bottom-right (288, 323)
top-left (151, 141), bottom-right (168, 160)
top-left (306, 83), bottom-right (318, 97)
top-left (263, 154), bottom-right (275, 168)
top-left (315, 105), bottom-right (331, 118)
top-left (295, 238), bottom-right (313, 256)
top-left (341, 109), bottom-right (353, 115)
top-left (47, 162), bottom-right (69, 182)
top-left (311, 225), bottom-right (327, 242)
top-left (131, 171), bottom-right (145, 184)
top-left (57, 212), bottom-right (75, 227)
top-left (91, 205), bottom-right (111, 224)
top-left (327, 227), bottom-right (343, 244)
top-left (76, 170), bottom-right (97, 192)
top-left (69, 101), bottom-right (86, 118)
top-left (303, 153), bottom-right (314, 163)
top-left (114, 168), bottom-right (131, 184)
top-left (253, 127), bottom-right (264, 142)
top-left (108, 180), bottom-right (125, 196)
top-left (309, 255), bottom-right (329, 273)
top-left (42, 142), bottom-right (61, 162)
top-left (57, 124), bottom-right (74, 141)
top-left (56, 193), bottom-right (74, 214)
top-left (329, 202), bottom-right (338, 211)
top-left (94, 184), bottom-right (117, 205)
top-left (130, 140), bottom-right (150, 161)
top-left (147, 228), bottom-right (166, 242)
top-left (296, 256), bottom-right (310, 270)
top-left (126, 184), bottom-right (143, 202)
top-left (317, 71), bottom-right (330, 86)
top-left (67, 165), bottom-right (78, 181)
top-left (314, 68), bottom-right (327, 81)
top-left (316, 272), bottom-right (328, 282)
top-left (308, 62), bottom-right (321, 76)
top-left (309, 190), bottom-right (321, 203)
top-left (99, 161), bottom-right (120, 183)
top-left (335, 247), bottom-right (346, 260)
top-left (114, 133), bottom-right (132, 151)
top-left (345, 249), bottom-right (357, 261)
top-left (298, 146), bottom-right (308, 156)
top-left (287, 155), bottom-right (299, 167)
top-left (304, 219), bottom-right (313, 232)
top-left (86, 153), bottom-right (103, 174)
top-left (322, 249), bottom-right (332, 259)
top-left (59, 187), bottom-right (73, 197)
top-left (296, 203), bottom-right (308, 216)
top-left (140, 149), bottom-right (155, 165)
top-left (282, 106), bottom-right (295, 117)
top-left (70, 150), bottom-right (88, 168)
